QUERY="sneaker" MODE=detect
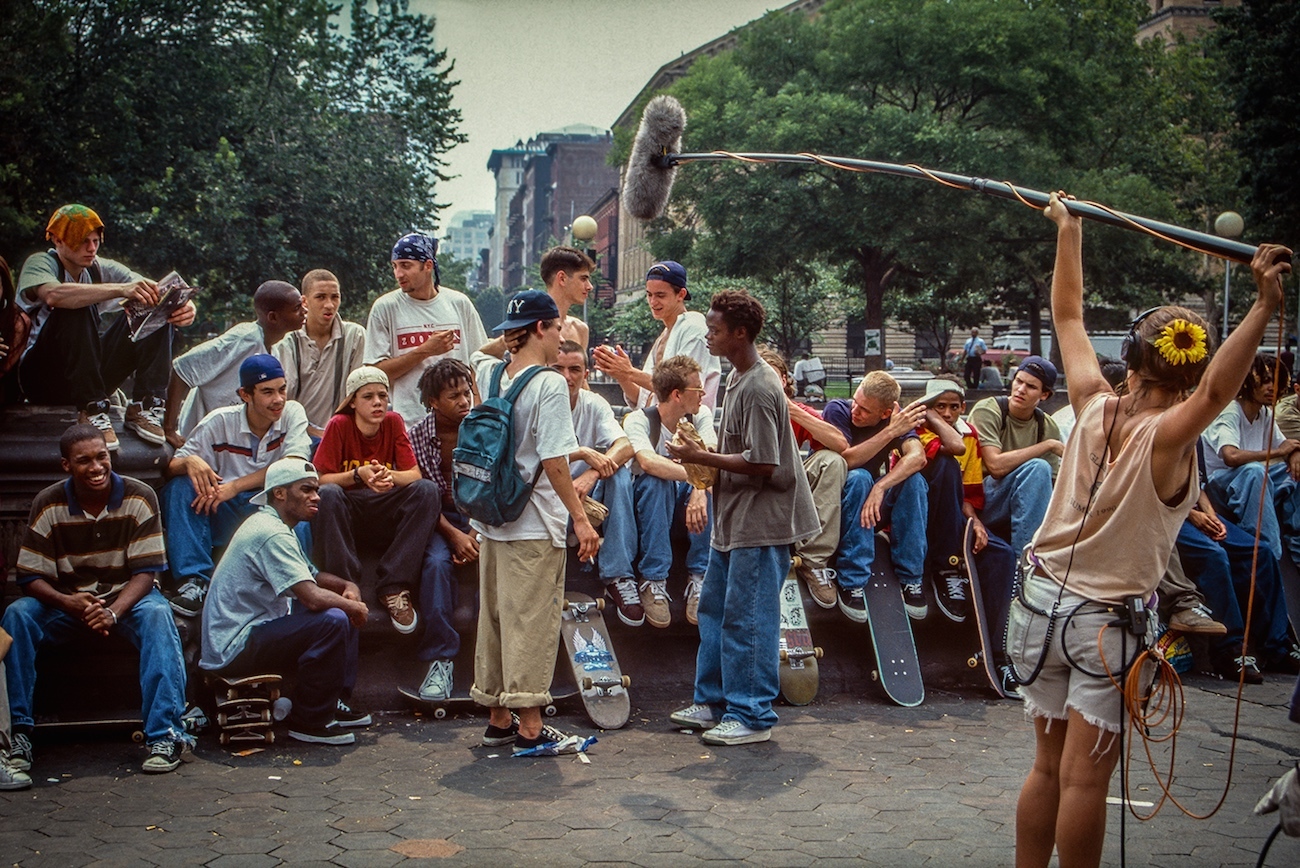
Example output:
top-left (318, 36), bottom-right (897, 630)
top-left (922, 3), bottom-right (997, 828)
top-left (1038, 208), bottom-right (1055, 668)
top-left (418, 659), bottom-right (454, 702)
top-left (606, 577), bottom-right (645, 627)
top-left (169, 581), bottom-right (206, 618)
top-left (330, 698), bottom-right (371, 728)
top-left (79, 399), bottom-right (119, 451)
top-left (701, 719), bottom-right (771, 746)
top-left (837, 586), bottom-right (867, 623)
top-left (902, 581), bottom-right (928, 621)
top-left (685, 574), bottom-right (704, 626)
top-left (482, 713), bottom-right (521, 747)
top-left (8, 732), bottom-right (32, 772)
top-left (670, 703), bottom-right (718, 729)
top-left (141, 739), bottom-right (188, 774)
top-left (0, 756), bottom-right (31, 791)
top-left (1265, 644), bottom-right (1300, 675)
top-left (124, 399), bottom-right (166, 446)
top-left (797, 563), bottom-right (838, 609)
top-left (1215, 655), bottom-right (1263, 684)
top-left (934, 572), bottom-right (968, 623)
top-left (639, 580), bottom-right (671, 628)
top-left (381, 589), bottom-right (419, 634)
top-left (998, 663), bottom-right (1022, 699)
top-left (1168, 604), bottom-right (1226, 635)
top-left (288, 724), bottom-right (355, 745)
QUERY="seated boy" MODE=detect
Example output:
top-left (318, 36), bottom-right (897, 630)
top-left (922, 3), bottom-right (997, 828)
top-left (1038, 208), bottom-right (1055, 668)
top-left (163, 354), bottom-right (311, 616)
top-left (553, 341), bottom-right (639, 624)
top-left (622, 355), bottom-right (716, 627)
top-left (311, 367), bottom-right (440, 639)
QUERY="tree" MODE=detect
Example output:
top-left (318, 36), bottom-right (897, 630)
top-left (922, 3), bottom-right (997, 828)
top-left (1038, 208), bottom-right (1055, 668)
top-left (628, 0), bottom-right (1218, 369)
top-left (0, 1), bottom-right (464, 321)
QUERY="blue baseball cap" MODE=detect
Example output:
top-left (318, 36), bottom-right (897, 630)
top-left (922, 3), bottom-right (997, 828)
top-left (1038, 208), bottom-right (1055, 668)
top-left (493, 289), bottom-right (561, 332)
top-left (1016, 355), bottom-right (1057, 391)
top-left (240, 354), bottom-right (285, 390)
top-left (646, 261), bottom-right (690, 300)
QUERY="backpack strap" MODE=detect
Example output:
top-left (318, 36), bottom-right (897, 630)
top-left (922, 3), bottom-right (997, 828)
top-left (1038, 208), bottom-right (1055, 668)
top-left (995, 395), bottom-right (1046, 443)
top-left (499, 363), bottom-right (551, 403)
top-left (645, 407), bottom-right (662, 451)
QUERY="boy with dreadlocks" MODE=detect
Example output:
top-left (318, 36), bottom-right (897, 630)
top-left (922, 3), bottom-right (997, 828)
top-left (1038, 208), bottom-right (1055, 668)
top-left (1010, 193), bottom-right (1290, 868)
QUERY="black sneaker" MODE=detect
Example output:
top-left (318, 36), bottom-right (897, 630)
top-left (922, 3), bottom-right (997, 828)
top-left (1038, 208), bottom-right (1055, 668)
top-left (169, 581), bottom-right (206, 617)
top-left (902, 581), bottom-right (928, 621)
top-left (330, 698), bottom-right (371, 728)
top-left (1213, 654), bottom-right (1263, 684)
top-left (141, 739), bottom-right (189, 774)
top-left (837, 586), bottom-right (867, 623)
top-left (998, 663), bottom-right (1022, 699)
top-left (288, 724), bottom-right (355, 745)
top-left (482, 713), bottom-right (520, 747)
top-left (934, 571), bottom-right (968, 623)
top-left (606, 577), bottom-right (645, 627)
top-left (1266, 644), bottom-right (1300, 675)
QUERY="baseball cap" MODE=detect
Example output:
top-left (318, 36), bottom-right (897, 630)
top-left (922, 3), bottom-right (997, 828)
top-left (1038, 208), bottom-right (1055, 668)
top-left (1015, 355), bottom-right (1057, 391)
top-left (646, 261), bottom-right (690, 300)
top-left (250, 458), bottom-right (318, 506)
top-left (922, 377), bottom-right (965, 403)
top-left (239, 354), bottom-right (285, 390)
top-left (493, 289), bottom-right (560, 332)
top-left (335, 365), bottom-right (391, 415)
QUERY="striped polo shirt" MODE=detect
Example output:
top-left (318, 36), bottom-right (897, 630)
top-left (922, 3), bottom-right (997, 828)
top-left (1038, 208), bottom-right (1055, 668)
top-left (17, 474), bottom-right (167, 599)
top-left (174, 401), bottom-right (311, 481)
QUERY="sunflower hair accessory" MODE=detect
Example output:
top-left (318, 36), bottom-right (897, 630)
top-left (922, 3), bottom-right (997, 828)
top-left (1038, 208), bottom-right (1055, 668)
top-left (1152, 319), bottom-right (1208, 365)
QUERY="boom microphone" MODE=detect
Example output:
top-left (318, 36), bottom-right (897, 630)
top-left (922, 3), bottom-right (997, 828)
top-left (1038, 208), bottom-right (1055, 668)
top-left (623, 95), bottom-right (686, 221)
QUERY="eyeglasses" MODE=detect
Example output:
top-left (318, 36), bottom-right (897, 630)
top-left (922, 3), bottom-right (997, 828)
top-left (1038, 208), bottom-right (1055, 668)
top-left (683, 387), bottom-right (706, 394)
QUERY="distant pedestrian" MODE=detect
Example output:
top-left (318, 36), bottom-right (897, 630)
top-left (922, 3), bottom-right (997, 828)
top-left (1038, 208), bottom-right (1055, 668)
top-left (962, 327), bottom-right (986, 390)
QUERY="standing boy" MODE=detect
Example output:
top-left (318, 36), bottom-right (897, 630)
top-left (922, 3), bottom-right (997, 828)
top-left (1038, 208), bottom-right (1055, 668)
top-left (666, 291), bottom-right (819, 746)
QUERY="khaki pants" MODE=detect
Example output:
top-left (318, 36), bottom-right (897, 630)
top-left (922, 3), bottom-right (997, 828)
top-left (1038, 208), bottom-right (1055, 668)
top-left (470, 537), bottom-right (566, 708)
top-left (795, 449), bottom-right (847, 568)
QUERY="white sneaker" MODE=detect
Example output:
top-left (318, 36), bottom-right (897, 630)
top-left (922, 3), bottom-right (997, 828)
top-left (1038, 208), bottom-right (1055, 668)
top-left (670, 703), bottom-right (718, 728)
top-left (419, 659), bottom-right (454, 702)
top-left (701, 719), bottom-right (771, 746)
top-left (685, 574), bottom-right (704, 625)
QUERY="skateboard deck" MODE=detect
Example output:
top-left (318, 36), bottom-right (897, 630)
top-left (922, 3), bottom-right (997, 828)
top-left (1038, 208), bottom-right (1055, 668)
top-left (778, 556), bottom-right (822, 705)
top-left (1279, 553), bottom-right (1300, 638)
top-left (34, 716), bottom-right (145, 743)
top-left (212, 674), bottom-right (281, 746)
top-left (962, 519), bottom-right (1015, 699)
top-left (864, 533), bottom-right (925, 707)
top-left (560, 592), bottom-right (631, 730)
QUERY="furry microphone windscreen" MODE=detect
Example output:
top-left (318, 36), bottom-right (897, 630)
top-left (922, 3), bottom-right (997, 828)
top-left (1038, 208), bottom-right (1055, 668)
top-left (624, 95), bottom-right (686, 221)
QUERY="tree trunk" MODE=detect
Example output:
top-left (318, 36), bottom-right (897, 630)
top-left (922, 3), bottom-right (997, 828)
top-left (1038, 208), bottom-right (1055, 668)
top-left (854, 246), bottom-right (896, 373)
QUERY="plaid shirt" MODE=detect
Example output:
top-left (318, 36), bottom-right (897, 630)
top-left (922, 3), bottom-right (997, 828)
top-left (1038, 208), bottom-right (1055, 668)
top-left (409, 413), bottom-right (454, 507)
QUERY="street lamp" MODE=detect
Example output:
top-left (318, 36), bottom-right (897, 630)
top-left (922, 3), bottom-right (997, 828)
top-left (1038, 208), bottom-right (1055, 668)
top-left (1215, 210), bottom-right (1244, 338)
top-left (572, 215), bottom-right (598, 320)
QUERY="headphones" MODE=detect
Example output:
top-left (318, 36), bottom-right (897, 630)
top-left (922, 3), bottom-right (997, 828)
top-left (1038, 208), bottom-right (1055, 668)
top-left (1120, 306), bottom-right (1161, 369)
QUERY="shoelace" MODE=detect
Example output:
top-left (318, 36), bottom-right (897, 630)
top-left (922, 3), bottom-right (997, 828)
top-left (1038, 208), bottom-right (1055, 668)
top-left (945, 575), bottom-right (967, 600)
top-left (13, 733), bottom-right (31, 757)
top-left (812, 569), bottom-right (836, 587)
top-left (179, 584), bottom-right (203, 601)
top-left (849, 588), bottom-right (865, 600)
top-left (1235, 655), bottom-right (1258, 670)
top-left (686, 578), bottom-right (703, 598)
top-left (422, 662), bottom-right (451, 692)
top-left (613, 581), bottom-right (640, 605)
top-left (148, 741), bottom-right (174, 757)
top-left (85, 411), bottom-right (113, 430)
top-left (387, 592), bottom-right (412, 613)
top-left (642, 581), bottom-right (672, 602)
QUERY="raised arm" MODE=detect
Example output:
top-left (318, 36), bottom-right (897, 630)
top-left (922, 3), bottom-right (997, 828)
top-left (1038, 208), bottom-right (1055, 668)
top-left (1045, 193), bottom-right (1110, 414)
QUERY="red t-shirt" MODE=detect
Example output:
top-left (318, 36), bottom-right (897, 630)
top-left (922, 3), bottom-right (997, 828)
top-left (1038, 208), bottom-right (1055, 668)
top-left (314, 412), bottom-right (417, 474)
top-left (791, 402), bottom-right (827, 452)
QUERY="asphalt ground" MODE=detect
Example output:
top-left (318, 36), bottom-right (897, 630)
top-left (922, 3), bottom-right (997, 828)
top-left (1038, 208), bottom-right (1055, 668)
top-left (3, 668), bottom-right (1298, 867)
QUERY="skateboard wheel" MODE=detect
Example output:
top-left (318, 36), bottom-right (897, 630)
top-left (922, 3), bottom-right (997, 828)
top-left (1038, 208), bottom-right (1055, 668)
top-left (264, 731), bottom-right (275, 744)
top-left (813, 648), bottom-right (824, 659)
top-left (217, 713), bottom-right (229, 727)
top-left (949, 555), bottom-right (960, 566)
top-left (563, 599), bottom-right (572, 611)
top-left (260, 709), bottom-right (271, 724)
top-left (582, 676), bottom-right (594, 690)
top-left (790, 555), bottom-right (802, 568)
top-left (433, 707), bottom-right (447, 720)
top-left (132, 730), bottom-right (144, 744)
top-left (621, 675), bottom-right (631, 688)
top-left (779, 649), bottom-right (789, 662)
top-left (594, 598), bottom-right (605, 611)
top-left (544, 705), bottom-right (557, 717)
top-left (968, 656), bottom-right (980, 669)
top-left (871, 670), bottom-right (880, 682)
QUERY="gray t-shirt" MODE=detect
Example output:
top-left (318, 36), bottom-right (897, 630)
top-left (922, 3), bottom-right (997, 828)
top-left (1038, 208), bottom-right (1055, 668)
top-left (711, 360), bottom-right (820, 551)
top-left (17, 251), bottom-right (142, 358)
top-left (199, 506), bottom-right (318, 671)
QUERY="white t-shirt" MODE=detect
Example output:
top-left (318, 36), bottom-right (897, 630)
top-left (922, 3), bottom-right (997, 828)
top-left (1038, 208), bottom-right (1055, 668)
top-left (569, 389), bottom-right (628, 478)
top-left (634, 311), bottom-right (722, 410)
top-left (172, 322), bottom-right (268, 436)
top-left (468, 353), bottom-right (578, 546)
top-left (622, 405), bottom-right (717, 477)
top-left (1202, 401), bottom-right (1286, 481)
top-left (175, 401), bottom-right (312, 481)
top-left (364, 288), bottom-right (489, 428)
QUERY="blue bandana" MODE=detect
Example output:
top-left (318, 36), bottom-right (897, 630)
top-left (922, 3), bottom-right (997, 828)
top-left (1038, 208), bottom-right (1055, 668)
top-left (391, 233), bottom-right (438, 263)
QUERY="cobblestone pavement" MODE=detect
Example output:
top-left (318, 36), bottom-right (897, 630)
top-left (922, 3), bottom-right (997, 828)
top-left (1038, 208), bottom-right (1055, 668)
top-left (3, 673), bottom-right (1298, 867)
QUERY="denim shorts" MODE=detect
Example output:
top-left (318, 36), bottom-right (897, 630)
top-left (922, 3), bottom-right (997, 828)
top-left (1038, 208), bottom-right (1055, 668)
top-left (1007, 570), bottom-right (1148, 735)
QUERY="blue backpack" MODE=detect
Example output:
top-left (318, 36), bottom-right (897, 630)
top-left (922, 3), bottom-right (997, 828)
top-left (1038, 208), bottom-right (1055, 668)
top-left (452, 362), bottom-right (553, 525)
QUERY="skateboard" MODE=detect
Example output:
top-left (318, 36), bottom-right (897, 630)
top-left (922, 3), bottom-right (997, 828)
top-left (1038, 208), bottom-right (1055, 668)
top-left (778, 556), bottom-right (822, 705)
top-left (212, 674), bottom-right (281, 746)
top-left (560, 592), bottom-right (631, 730)
top-left (962, 519), bottom-right (1016, 699)
top-left (34, 716), bottom-right (144, 743)
top-left (863, 533), bottom-right (925, 707)
top-left (1279, 553), bottom-right (1300, 638)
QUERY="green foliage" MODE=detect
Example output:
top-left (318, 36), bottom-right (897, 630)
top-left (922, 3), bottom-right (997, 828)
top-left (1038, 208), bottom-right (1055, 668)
top-left (469, 286), bottom-right (505, 334)
top-left (637, 0), bottom-right (1231, 367)
top-left (0, 0), bottom-right (464, 322)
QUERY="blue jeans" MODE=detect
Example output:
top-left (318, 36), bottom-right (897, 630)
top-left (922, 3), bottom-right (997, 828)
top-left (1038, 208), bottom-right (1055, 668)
top-left (693, 545), bottom-right (787, 730)
top-left (588, 467), bottom-right (637, 582)
top-left (162, 476), bottom-right (257, 587)
top-left (1205, 461), bottom-right (1300, 563)
top-left (923, 455), bottom-right (965, 578)
top-left (833, 469), bottom-right (927, 589)
top-left (419, 508), bottom-right (472, 662)
top-left (1175, 518), bottom-right (1292, 660)
top-left (214, 608), bottom-right (358, 729)
top-left (633, 474), bottom-right (712, 580)
top-left (2, 589), bottom-right (191, 744)
top-left (982, 458), bottom-right (1053, 558)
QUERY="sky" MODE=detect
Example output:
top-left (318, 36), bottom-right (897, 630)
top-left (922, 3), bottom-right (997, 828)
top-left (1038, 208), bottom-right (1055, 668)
top-left (417, 0), bottom-right (783, 224)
